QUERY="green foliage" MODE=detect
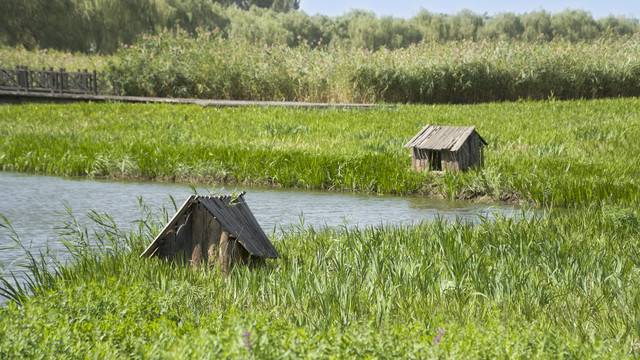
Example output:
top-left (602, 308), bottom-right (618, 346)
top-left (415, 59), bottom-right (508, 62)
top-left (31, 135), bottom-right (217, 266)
top-left (0, 77), bottom-right (639, 357)
top-left (478, 12), bottom-right (524, 39)
top-left (5, 32), bottom-right (640, 105)
top-left (0, 0), bottom-right (86, 52)
top-left (551, 10), bottom-right (600, 41)
top-left (1, 1), bottom-right (639, 53)
top-left (233, 0), bottom-right (299, 12)
top-left (102, 30), bottom-right (640, 103)
top-left (0, 46), bottom-right (109, 71)
top-left (1, 98), bottom-right (639, 208)
top-left (0, 202), bottom-right (639, 357)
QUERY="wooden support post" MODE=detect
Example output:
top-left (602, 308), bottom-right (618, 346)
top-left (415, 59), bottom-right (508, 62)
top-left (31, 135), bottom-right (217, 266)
top-left (49, 67), bottom-right (54, 93)
top-left (159, 229), bottom-right (176, 261)
top-left (218, 230), bottom-right (231, 276)
top-left (190, 204), bottom-right (205, 270)
top-left (17, 66), bottom-right (25, 91)
top-left (204, 215), bottom-right (222, 271)
top-left (93, 70), bottom-right (98, 95)
top-left (174, 212), bottom-right (192, 265)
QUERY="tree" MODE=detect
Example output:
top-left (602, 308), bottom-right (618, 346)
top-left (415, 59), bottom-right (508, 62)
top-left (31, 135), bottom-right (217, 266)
top-left (520, 11), bottom-right (553, 40)
top-left (78, 0), bottom-right (158, 53)
top-left (598, 16), bottom-right (639, 36)
top-left (233, 0), bottom-right (299, 12)
top-left (551, 10), bottom-right (599, 41)
top-left (412, 10), bottom-right (451, 42)
top-left (0, 0), bottom-right (86, 51)
top-left (448, 10), bottom-right (484, 41)
top-left (479, 13), bottom-right (524, 39)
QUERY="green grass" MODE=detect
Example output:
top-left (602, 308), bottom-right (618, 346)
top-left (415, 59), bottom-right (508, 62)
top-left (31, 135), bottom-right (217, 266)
top-left (0, 46), bottom-right (109, 72)
top-left (1, 98), bottom-right (639, 207)
top-left (1, 203), bottom-right (639, 358)
top-left (105, 31), bottom-right (640, 103)
top-left (3, 33), bottom-right (640, 104)
top-left (1, 98), bottom-right (640, 357)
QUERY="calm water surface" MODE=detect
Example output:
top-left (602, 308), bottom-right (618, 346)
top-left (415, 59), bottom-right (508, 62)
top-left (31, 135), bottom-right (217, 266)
top-left (0, 172), bottom-right (527, 274)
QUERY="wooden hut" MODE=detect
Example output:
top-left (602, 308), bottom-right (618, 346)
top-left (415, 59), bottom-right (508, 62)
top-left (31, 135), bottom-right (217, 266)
top-left (140, 192), bottom-right (279, 274)
top-left (404, 125), bottom-right (487, 172)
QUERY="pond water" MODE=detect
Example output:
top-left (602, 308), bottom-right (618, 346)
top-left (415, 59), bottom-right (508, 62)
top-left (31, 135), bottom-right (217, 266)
top-left (0, 171), bottom-right (527, 279)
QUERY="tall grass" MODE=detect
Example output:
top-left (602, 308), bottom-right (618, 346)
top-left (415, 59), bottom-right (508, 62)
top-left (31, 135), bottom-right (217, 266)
top-left (4, 32), bottom-right (639, 104)
top-left (1, 98), bottom-right (639, 207)
top-left (0, 46), bottom-right (109, 72)
top-left (105, 30), bottom-right (640, 103)
top-left (0, 202), bottom-right (638, 357)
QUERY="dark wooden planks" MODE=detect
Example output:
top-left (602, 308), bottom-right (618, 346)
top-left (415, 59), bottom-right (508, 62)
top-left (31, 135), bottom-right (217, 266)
top-left (199, 194), bottom-right (279, 259)
top-left (404, 125), bottom-right (478, 151)
top-left (140, 192), bottom-right (279, 267)
top-left (405, 124), bottom-right (487, 172)
top-left (140, 195), bottom-right (196, 258)
top-left (0, 66), bottom-right (117, 95)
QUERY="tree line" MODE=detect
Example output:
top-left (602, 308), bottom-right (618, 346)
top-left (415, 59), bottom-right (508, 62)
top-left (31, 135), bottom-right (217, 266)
top-left (0, 0), bottom-right (638, 53)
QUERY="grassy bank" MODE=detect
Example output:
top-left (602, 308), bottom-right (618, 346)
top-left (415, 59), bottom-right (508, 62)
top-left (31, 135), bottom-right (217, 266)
top-left (1, 204), bottom-right (639, 357)
top-left (1, 98), bottom-right (640, 207)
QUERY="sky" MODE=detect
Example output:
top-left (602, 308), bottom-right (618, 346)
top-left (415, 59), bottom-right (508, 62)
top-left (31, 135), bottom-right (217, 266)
top-left (300, 1), bottom-right (640, 20)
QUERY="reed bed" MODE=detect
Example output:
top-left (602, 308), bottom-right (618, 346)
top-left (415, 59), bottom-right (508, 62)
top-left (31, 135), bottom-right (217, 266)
top-left (1, 98), bottom-right (639, 208)
top-left (3, 33), bottom-right (640, 104)
top-left (0, 46), bottom-right (109, 72)
top-left (106, 31), bottom-right (640, 103)
top-left (0, 202), bottom-right (638, 357)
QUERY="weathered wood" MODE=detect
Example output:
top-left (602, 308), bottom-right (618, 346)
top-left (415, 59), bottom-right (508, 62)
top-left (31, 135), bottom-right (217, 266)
top-left (190, 204), bottom-right (205, 270)
top-left (442, 150), bottom-right (457, 172)
top-left (140, 195), bottom-right (195, 258)
top-left (199, 194), bottom-right (279, 259)
top-left (204, 215), bottom-right (222, 270)
top-left (219, 230), bottom-right (231, 275)
top-left (170, 214), bottom-right (187, 258)
top-left (0, 66), bottom-right (118, 95)
top-left (174, 212), bottom-right (193, 265)
top-left (405, 125), bottom-right (486, 173)
top-left (158, 229), bottom-right (176, 260)
top-left (141, 193), bottom-right (279, 274)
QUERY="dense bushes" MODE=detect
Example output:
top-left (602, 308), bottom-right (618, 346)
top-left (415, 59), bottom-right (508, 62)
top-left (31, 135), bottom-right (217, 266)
top-left (3, 30), bottom-right (639, 104)
top-left (0, 0), bottom-right (638, 53)
top-left (106, 30), bottom-right (640, 103)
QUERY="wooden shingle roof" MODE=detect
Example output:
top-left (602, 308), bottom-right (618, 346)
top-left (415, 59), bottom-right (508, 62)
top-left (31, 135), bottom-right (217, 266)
top-left (140, 192), bottom-right (280, 259)
top-left (403, 125), bottom-right (486, 151)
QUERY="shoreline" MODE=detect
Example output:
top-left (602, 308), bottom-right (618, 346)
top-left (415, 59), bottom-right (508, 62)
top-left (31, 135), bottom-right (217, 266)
top-left (1, 168), bottom-right (526, 206)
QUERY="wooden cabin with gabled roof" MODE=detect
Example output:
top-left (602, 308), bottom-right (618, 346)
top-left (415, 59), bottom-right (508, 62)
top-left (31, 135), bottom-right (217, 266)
top-left (404, 125), bottom-right (487, 172)
top-left (140, 192), bottom-right (279, 274)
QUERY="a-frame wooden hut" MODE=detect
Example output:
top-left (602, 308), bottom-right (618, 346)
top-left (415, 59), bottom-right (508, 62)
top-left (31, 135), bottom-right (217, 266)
top-left (140, 192), bottom-right (279, 274)
top-left (404, 125), bottom-right (487, 172)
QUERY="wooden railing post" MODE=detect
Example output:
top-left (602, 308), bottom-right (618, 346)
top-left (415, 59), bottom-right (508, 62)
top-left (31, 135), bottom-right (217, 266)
top-left (59, 67), bottom-right (65, 94)
top-left (93, 70), bottom-right (98, 95)
top-left (18, 66), bottom-right (28, 91)
top-left (49, 67), bottom-right (55, 93)
top-left (1, 65), bottom-right (117, 95)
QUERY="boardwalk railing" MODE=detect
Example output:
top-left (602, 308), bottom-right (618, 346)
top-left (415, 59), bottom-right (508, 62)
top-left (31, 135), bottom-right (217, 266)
top-left (0, 66), bottom-right (118, 95)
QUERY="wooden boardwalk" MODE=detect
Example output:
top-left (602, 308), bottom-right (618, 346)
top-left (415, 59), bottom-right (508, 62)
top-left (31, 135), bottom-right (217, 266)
top-left (0, 90), bottom-right (376, 109)
top-left (1, 66), bottom-right (115, 95)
